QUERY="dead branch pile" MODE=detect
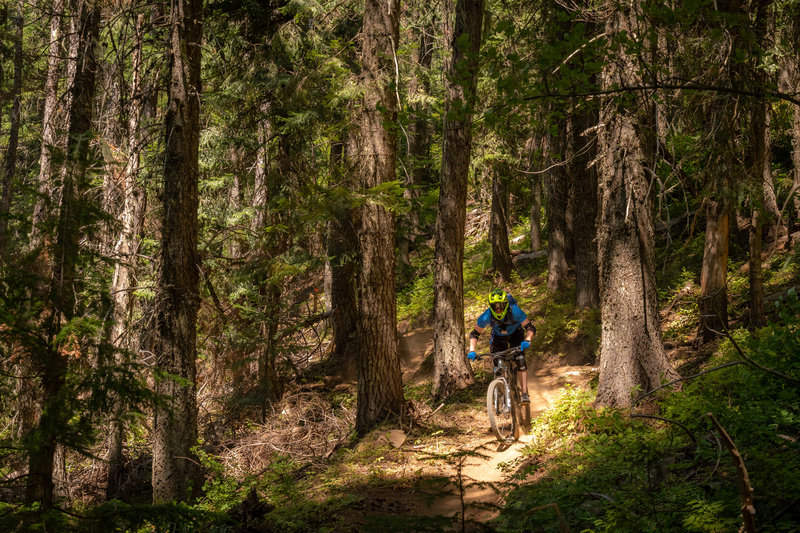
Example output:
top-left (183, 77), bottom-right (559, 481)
top-left (218, 389), bottom-right (354, 479)
top-left (464, 207), bottom-right (490, 241)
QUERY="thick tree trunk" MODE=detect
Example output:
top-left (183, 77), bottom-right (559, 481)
top-left (352, 0), bottom-right (404, 432)
top-left (0, 0), bottom-right (24, 263)
top-left (490, 161), bottom-right (513, 281)
top-left (151, 0), bottom-right (203, 503)
top-left (697, 196), bottom-right (731, 343)
top-left (26, 0), bottom-right (101, 509)
top-left (595, 4), bottom-right (679, 408)
top-left (432, 0), bottom-right (484, 400)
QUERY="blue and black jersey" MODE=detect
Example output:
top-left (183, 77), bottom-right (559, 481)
top-left (476, 304), bottom-right (527, 338)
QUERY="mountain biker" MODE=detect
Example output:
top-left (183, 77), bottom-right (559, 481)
top-left (467, 288), bottom-right (536, 404)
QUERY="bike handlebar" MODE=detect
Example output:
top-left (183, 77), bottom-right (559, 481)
top-left (475, 346), bottom-right (523, 360)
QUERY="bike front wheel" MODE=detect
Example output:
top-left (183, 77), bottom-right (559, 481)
top-left (487, 378), bottom-right (516, 441)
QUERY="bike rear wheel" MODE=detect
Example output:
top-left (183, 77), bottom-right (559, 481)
top-left (487, 378), bottom-right (516, 441)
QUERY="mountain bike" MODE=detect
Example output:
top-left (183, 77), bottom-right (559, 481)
top-left (476, 346), bottom-right (531, 442)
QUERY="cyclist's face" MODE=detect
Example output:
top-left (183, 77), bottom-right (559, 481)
top-left (491, 302), bottom-right (506, 313)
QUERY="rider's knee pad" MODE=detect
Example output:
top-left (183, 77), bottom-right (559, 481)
top-left (515, 352), bottom-right (527, 371)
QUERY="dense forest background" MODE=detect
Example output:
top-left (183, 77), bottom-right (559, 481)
top-left (1, 0), bottom-right (799, 531)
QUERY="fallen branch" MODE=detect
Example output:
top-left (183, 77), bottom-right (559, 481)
top-left (706, 413), bottom-right (756, 533)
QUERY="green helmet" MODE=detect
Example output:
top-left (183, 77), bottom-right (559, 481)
top-left (488, 289), bottom-right (509, 320)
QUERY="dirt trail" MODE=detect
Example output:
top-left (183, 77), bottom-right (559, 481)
top-left (395, 329), bottom-right (595, 527)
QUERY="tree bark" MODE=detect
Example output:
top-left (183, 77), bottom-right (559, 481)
top-left (748, 0), bottom-right (769, 329)
top-left (748, 101), bottom-right (767, 329)
top-left (432, 0), bottom-right (484, 400)
top-left (595, 3), bottom-right (679, 408)
top-left (0, 0), bottom-right (24, 263)
top-left (547, 118), bottom-right (569, 293)
top-left (30, 0), bottom-right (65, 252)
top-left (151, 0), bottom-right (203, 503)
top-left (526, 135), bottom-right (544, 252)
top-left (571, 102), bottom-right (599, 309)
top-left (792, 13), bottom-right (800, 235)
top-left (252, 104), bottom-right (271, 233)
top-left (490, 160), bottom-right (513, 281)
top-left (326, 138), bottom-right (359, 369)
top-left (697, 195), bottom-right (731, 343)
top-left (398, 11), bottom-right (434, 272)
top-left (352, 0), bottom-right (404, 433)
top-left (760, 109), bottom-right (780, 243)
top-left (793, 103), bottom-right (800, 234)
top-left (25, 0), bottom-right (101, 509)
top-left (106, 12), bottom-right (148, 499)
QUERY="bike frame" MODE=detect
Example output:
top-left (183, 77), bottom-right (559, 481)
top-left (491, 354), bottom-right (514, 410)
top-left (478, 346), bottom-right (527, 441)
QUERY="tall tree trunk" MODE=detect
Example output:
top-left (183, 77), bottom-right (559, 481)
top-left (792, 13), bottom-right (800, 236)
top-left (252, 105), bottom-right (271, 233)
top-left (697, 194), bottom-right (731, 343)
top-left (748, 0), bottom-right (769, 329)
top-left (352, 0), bottom-right (404, 432)
top-left (0, 0), bottom-right (23, 263)
top-left (595, 3), bottom-right (679, 408)
top-left (749, 100), bottom-right (767, 329)
top-left (398, 12), bottom-right (434, 272)
top-left (151, 0), bottom-right (203, 503)
top-left (526, 135), bottom-right (544, 251)
top-left (572, 103), bottom-right (600, 309)
top-left (326, 138), bottom-right (359, 369)
top-left (432, 0), bottom-right (484, 400)
top-left (106, 12), bottom-right (148, 499)
top-left (25, 0), bottom-right (101, 509)
top-left (547, 119), bottom-right (569, 293)
top-left (490, 161), bottom-right (513, 281)
top-left (16, 0), bottom-right (65, 458)
top-left (761, 109), bottom-right (780, 243)
top-left (793, 103), bottom-right (800, 234)
top-left (257, 284), bottom-right (281, 421)
top-left (30, 0), bottom-right (65, 252)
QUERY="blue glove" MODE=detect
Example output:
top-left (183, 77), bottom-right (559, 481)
top-left (520, 341), bottom-right (530, 351)
top-left (467, 351), bottom-right (477, 361)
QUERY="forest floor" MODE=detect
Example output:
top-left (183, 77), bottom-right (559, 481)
top-left (318, 328), bottom-right (597, 532)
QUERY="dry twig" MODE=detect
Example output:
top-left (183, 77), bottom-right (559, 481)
top-left (706, 413), bottom-right (756, 533)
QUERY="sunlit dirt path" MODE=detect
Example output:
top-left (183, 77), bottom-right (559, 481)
top-left (390, 329), bottom-right (595, 530)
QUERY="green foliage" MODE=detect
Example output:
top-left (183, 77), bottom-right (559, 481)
top-left (527, 386), bottom-right (595, 452)
top-left (493, 292), bottom-right (800, 532)
top-left (397, 252), bottom-right (434, 325)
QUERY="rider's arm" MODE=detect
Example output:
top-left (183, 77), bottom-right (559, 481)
top-left (469, 324), bottom-right (484, 352)
top-left (521, 319), bottom-right (536, 342)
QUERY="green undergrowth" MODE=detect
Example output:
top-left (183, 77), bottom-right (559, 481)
top-left (493, 289), bottom-right (800, 533)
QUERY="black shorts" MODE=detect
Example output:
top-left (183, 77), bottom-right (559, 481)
top-left (490, 329), bottom-right (527, 371)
